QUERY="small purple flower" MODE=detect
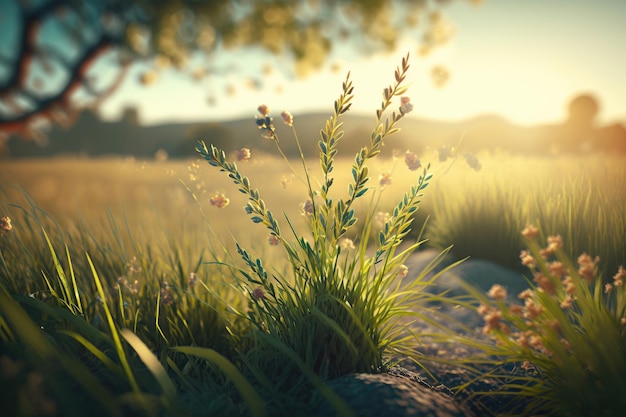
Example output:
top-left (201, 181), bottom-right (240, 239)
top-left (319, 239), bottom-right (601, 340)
top-left (399, 96), bottom-right (413, 115)
top-left (236, 148), bottom-right (251, 161)
top-left (252, 287), bottom-right (265, 300)
top-left (281, 111), bottom-right (293, 127)
top-left (404, 150), bottom-right (421, 171)
top-left (188, 272), bottom-right (198, 288)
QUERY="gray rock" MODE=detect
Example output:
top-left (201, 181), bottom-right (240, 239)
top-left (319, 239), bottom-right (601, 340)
top-left (403, 249), bottom-right (530, 300)
top-left (311, 367), bottom-right (472, 417)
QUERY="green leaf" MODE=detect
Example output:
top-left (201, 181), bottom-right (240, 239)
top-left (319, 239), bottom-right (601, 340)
top-left (254, 333), bottom-right (355, 417)
top-left (121, 329), bottom-right (179, 405)
top-left (170, 346), bottom-right (266, 417)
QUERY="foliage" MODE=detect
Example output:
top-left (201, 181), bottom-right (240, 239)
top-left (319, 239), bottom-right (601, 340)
top-left (195, 53), bottom-right (460, 412)
top-left (424, 154), bottom-right (626, 275)
top-left (456, 226), bottom-right (626, 417)
top-left (0, 0), bottom-right (470, 139)
top-left (0, 54), bottom-right (456, 416)
top-left (3, 42), bottom-right (625, 416)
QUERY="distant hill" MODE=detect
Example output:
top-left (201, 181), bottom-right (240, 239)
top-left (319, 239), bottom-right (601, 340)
top-left (3, 109), bottom-right (625, 159)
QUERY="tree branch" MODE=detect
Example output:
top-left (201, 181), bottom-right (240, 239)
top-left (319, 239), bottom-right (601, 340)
top-left (0, 36), bottom-right (118, 134)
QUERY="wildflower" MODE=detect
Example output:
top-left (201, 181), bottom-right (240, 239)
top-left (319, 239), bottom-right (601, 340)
top-left (521, 360), bottom-right (534, 371)
top-left (257, 104), bottom-right (270, 116)
top-left (521, 225), bottom-right (539, 239)
top-left (256, 105), bottom-right (275, 139)
top-left (515, 331), bottom-right (534, 349)
top-left (560, 294), bottom-right (574, 309)
top-left (519, 250), bottom-right (536, 268)
top-left (127, 256), bottom-right (141, 274)
top-left (562, 276), bottom-right (576, 294)
top-left (0, 216), bottom-right (12, 235)
top-left (188, 272), bottom-right (198, 288)
top-left (188, 161), bottom-right (200, 175)
top-left (397, 264), bottom-right (409, 278)
top-left (620, 317), bottom-right (626, 328)
top-left (533, 272), bottom-right (556, 295)
top-left (280, 111), bottom-right (293, 127)
top-left (339, 238), bottom-right (355, 251)
top-left (160, 282), bottom-right (173, 306)
top-left (498, 322), bottom-right (511, 334)
top-left (605, 283), bottom-right (613, 293)
top-left (260, 128), bottom-right (275, 140)
top-left (236, 148), bottom-right (251, 161)
top-left (539, 235), bottom-right (563, 258)
top-left (477, 304), bottom-right (490, 316)
top-left (523, 298), bottom-right (543, 319)
top-left (518, 289), bottom-right (534, 300)
top-left (268, 234), bottom-right (280, 246)
top-left (547, 235), bottom-right (563, 250)
top-left (487, 284), bottom-right (507, 300)
top-left (378, 171), bottom-right (392, 187)
top-left (529, 334), bottom-right (544, 350)
top-left (210, 193), bottom-right (230, 208)
top-left (613, 265), bottom-right (625, 286)
top-left (252, 287), bottom-right (265, 300)
top-left (374, 211), bottom-right (391, 227)
top-left (399, 96), bottom-right (413, 114)
top-left (117, 276), bottom-right (139, 295)
top-left (301, 199), bottom-right (314, 216)
top-left (577, 253), bottom-right (599, 283)
top-left (404, 150), bottom-right (421, 171)
top-left (481, 307), bottom-right (504, 334)
top-left (547, 261), bottom-right (567, 279)
top-left (463, 152), bottom-right (481, 171)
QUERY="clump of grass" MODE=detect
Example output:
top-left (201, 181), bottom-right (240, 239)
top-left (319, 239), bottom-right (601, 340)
top-left (196, 53), bottom-right (457, 410)
top-left (459, 225), bottom-right (626, 416)
top-left (425, 154), bottom-right (626, 275)
top-left (0, 190), bottom-right (255, 416)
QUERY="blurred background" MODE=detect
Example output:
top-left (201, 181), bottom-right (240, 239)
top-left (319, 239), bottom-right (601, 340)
top-left (0, 0), bottom-right (625, 158)
top-left (1, 0), bottom-right (625, 284)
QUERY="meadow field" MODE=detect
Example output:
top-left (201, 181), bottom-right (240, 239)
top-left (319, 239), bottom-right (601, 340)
top-left (2, 150), bottom-right (624, 275)
top-left (1, 125), bottom-right (625, 415)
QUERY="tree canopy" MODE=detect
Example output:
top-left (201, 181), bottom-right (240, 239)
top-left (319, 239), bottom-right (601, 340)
top-left (0, 0), bottom-right (480, 143)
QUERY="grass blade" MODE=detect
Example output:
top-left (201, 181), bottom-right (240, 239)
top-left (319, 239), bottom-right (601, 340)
top-left (170, 345), bottom-right (267, 417)
top-left (120, 328), bottom-right (178, 404)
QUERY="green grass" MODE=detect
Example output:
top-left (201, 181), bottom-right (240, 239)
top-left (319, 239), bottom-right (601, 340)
top-left (418, 152), bottom-right (626, 276)
top-left (0, 55), bottom-right (454, 417)
top-left (451, 227), bottom-right (626, 417)
top-left (1, 53), bottom-right (625, 417)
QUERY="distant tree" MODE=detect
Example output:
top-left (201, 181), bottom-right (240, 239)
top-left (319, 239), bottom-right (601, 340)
top-left (551, 93), bottom-right (601, 153)
top-left (566, 93), bottom-right (600, 129)
top-left (0, 0), bottom-right (481, 144)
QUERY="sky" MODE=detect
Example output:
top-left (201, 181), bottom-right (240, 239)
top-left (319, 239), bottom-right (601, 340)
top-left (3, 0), bottom-right (624, 128)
